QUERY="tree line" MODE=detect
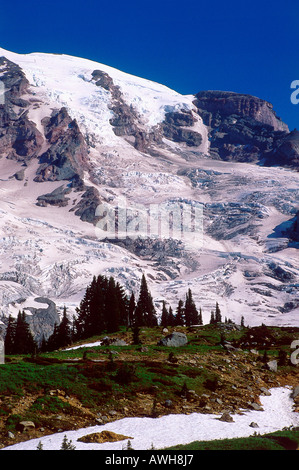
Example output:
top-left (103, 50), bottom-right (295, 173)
top-left (4, 273), bottom-right (223, 354)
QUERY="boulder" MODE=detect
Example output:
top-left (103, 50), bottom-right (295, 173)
top-left (266, 360), bottom-right (278, 372)
top-left (219, 411), bottom-right (234, 423)
top-left (158, 332), bottom-right (188, 347)
top-left (17, 421), bottom-right (35, 432)
top-left (290, 385), bottom-right (299, 400)
top-left (249, 422), bottom-right (259, 428)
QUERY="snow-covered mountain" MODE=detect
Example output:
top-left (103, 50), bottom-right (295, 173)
top-left (0, 48), bottom-right (298, 341)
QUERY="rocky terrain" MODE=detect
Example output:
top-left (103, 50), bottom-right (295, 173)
top-left (0, 323), bottom-right (298, 449)
top-left (0, 48), bottom-right (298, 343)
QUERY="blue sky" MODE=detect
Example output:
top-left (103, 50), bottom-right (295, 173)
top-left (0, 0), bottom-right (298, 130)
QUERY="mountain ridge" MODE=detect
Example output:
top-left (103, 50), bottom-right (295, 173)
top-left (0, 48), bottom-right (298, 341)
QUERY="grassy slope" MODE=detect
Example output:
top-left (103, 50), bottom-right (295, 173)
top-left (0, 324), bottom-right (298, 449)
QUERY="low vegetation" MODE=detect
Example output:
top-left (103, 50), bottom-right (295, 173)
top-left (0, 322), bottom-right (298, 449)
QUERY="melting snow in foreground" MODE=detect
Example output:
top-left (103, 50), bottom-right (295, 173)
top-left (2, 387), bottom-right (298, 450)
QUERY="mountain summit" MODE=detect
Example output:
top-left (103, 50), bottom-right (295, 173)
top-left (0, 48), bottom-right (298, 341)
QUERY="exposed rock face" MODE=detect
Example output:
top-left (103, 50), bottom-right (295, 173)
top-left (90, 72), bottom-right (236, 153)
top-left (91, 69), bottom-right (139, 139)
top-left (193, 90), bottom-right (291, 165)
top-left (34, 109), bottom-right (88, 183)
top-left (71, 186), bottom-right (102, 224)
top-left (264, 130), bottom-right (299, 170)
top-left (162, 110), bottom-right (202, 147)
top-left (194, 90), bottom-right (288, 132)
top-left (21, 297), bottom-right (60, 344)
top-left (0, 57), bottom-right (43, 161)
top-left (36, 185), bottom-right (71, 207)
top-left (290, 211), bottom-right (299, 241)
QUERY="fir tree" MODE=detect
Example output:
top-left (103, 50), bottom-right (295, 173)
top-left (106, 276), bottom-right (120, 333)
top-left (14, 311), bottom-right (36, 354)
top-left (215, 302), bottom-right (222, 323)
top-left (168, 306), bottom-right (175, 326)
top-left (4, 315), bottom-right (16, 355)
top-left (184, 289), bottom-right (198, 326)
top-left (160, 301), bottom-right (169, 327)
top-left (128, 292), bottom-right (136, 327)
top-left (198, 307), bottom-right (203, 326)
top-left (60, 435), bottom-right (76, 450)
top-left (135, 274), bottom-right (157, 327)
top-left (175, 299), bottom-right (185, 326)
top-left (58, 306), bottom-right (72, 347)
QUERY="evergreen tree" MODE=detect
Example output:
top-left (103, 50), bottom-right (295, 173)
top-left (184, 289), bottom-right (198, 326)
top-left (74, 274), bottom-right (129, 340)
top-left (14, 311), bottom-right (36, 354)
top-left (135, 274), bottom-right (157, 327)
top-left (106, 276), bottom-right (120, 333)
top-left (60, 435), bottom-right (76, 450)
top-left (128, 292), bottom-right (136, 327)
top-left (58, 306), bottom-right (72, 347)
top-left (46, 323), bottom-right (60, 352)
top-left (198, 307), bottom-right (203, 326)
top-left (168, 306), bottom-right (175, 326)
top-left (215, 302), bottom-right (222, 323)
top-left (160, 301), bottom-right (169, 327)
top-left (175, 299), bottom-right (185, 326)
top-left (4, 315), bottom-right (16, 355)
top-left (210, 311), bottom-right (215, 324)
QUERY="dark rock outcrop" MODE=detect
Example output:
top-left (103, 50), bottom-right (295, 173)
top-left (91, 69), bottom-right (162, 151)
top-left (193, 90), bottom-right (291, 165)
top-left (264, 130), bottom-right (299, 170)
top-left (290, 211), bottom-right (299, 241)
top-left (194, 90), bottom-right (288, 132)
top-left (36, 185), bottom-right (71, 207)
top-left (34, 110), bottom-right (88, 183)
top-left (0, 57), bottom-right (44, 161)
top-left (162, 110), bottom-right (202, 147)
top-left (71, 186), bottom-right (102, 224)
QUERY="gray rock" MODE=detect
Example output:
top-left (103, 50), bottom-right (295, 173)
top-left (18, 421), bottom-right (35, 432)
top-left (290, 385), bottom-right (299, 399)
top-left (249, 422), bottom-right (259, 428)
top-left (164, 399), bottom-right (173, 408)
top-left (250, 403), bottom-right (264, 411)
top-left (260, 387), bottom-right (271, 396)
top-left (25, 297), bottom-right (60, 345)
top-left (219, 411), bottom-right (234, 422)
top-left (158, 332), bottom-right (188, 347)
top-left (266, 360), bottom-right (278, 372)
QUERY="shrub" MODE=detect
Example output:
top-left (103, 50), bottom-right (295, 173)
top-left (114, 363), bottom-right (138, 385)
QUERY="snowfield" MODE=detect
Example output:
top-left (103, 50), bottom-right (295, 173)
top-left (0, 47), bottom-right (298, 331)
top-left (2, 387), bottom-right (298, 450)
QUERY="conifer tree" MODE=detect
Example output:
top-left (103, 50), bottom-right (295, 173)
top-left (160, 301), bottom-right (169, 327)
top-left (128, 292), bottom-right (136, 327)
top-left (53, 306), bottom-right (72, 348)
top-left (198, 307), bottom-right (203, 325)
top-left (4, 315), bottom-right (16, 355)
top-left (106, 276), bottom-right (120, 333)
top-left (175, 299), bottom-right (185, 326)
top-left (135, 274), bottom-right (157, 327)
top-left (184, 289), bottom-right (198, 326)
top-left (14, 311), bottom-right (36, 354)
top-left (168, 306), bottom-right (175, 326)
top-left (215, 302), bottom-right (222, 323)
